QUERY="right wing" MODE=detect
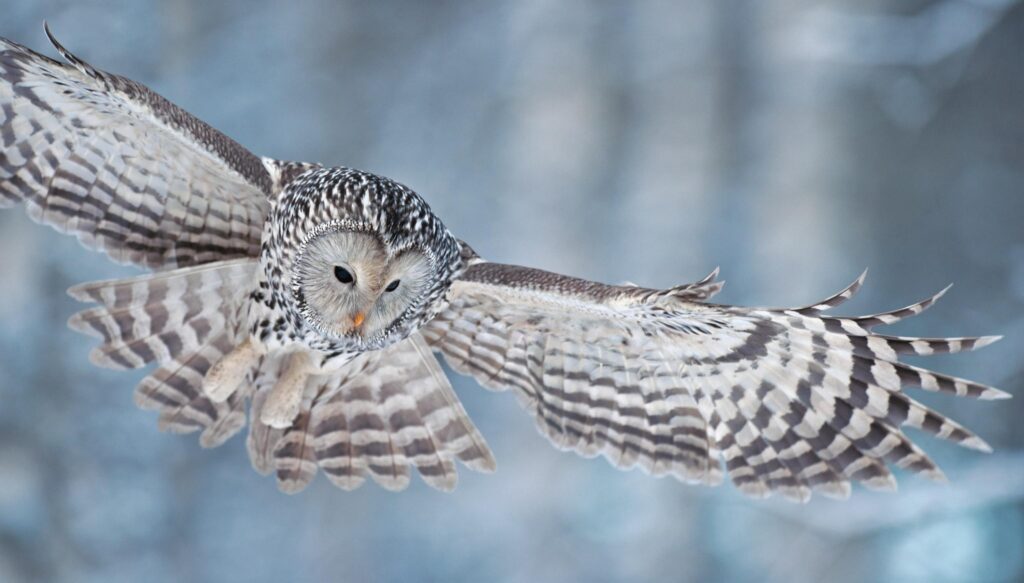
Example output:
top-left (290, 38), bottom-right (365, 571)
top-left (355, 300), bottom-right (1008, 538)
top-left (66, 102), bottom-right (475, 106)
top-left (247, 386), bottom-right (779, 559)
top-left (424, 261), bottom-right (1007, 502)
top-left (0, 25), bottom-right (275, 269)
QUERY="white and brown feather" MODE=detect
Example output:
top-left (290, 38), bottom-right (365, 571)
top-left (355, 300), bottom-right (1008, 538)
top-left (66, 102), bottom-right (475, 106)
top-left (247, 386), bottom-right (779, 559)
top-left (68, 259), bottom-right (257, 447)
top-left (68, 260), bottom-right (495, 493)
top-left (424, 262), bottom-right (1006, 502)
top-left (0, 27), bottom-right (272, 268)
top-left (250, 333), bottom-right (496, 494)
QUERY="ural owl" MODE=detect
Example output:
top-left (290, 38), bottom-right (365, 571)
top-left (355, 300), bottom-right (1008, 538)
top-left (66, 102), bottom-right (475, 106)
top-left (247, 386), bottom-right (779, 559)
top-left (0, 26), bottom-right (1009, 501)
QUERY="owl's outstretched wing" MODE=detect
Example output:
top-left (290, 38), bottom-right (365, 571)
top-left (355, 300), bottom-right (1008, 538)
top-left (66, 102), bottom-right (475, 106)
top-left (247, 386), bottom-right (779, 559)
top-left (423, 261), bottom-right (1008, 502)
top-left (68, 261), bottom-right (495, 493)
top-left (0, 26), bottom-right (273, 268)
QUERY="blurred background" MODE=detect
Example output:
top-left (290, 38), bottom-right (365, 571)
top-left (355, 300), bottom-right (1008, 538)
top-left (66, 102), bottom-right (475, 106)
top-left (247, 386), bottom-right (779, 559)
top-left (1, 1), bottom-right (1023, 582)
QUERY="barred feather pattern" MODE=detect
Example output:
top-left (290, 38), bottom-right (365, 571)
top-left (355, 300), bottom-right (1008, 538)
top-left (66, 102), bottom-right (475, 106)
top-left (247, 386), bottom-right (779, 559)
top-left (67, 260), bottom-right (495, 492)
top-left (68, 259), bottom-right (258, 447)
top-left (249, 333), bottom-right (497, 494)
top-left (424, 264), bottom-right (1007, 502)
top-left (0, 28), bottom-right (272, 269)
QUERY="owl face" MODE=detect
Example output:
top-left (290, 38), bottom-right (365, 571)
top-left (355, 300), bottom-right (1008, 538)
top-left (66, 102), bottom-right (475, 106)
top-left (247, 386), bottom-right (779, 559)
top-left (293, 229), bottom-right (436, 342)
top-left (262, 167), bottom-right (466, 356)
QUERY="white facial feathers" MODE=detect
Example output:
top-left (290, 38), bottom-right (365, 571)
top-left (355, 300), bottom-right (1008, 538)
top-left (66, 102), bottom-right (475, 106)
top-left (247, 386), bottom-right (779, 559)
top-left (293, 230), bottom-right (433, 339)
top-left (364, 247), bottom-right (433, 334)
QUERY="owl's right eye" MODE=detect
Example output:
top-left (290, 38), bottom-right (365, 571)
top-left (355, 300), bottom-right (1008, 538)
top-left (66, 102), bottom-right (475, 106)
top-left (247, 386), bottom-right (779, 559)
top-left (333, 266), bottom-right (354, 284)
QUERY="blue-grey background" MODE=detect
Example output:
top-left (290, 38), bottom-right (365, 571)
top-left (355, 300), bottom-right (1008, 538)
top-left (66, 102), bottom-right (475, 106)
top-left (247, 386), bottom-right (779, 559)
top-left (1, 1), bottom-right (1023, 582)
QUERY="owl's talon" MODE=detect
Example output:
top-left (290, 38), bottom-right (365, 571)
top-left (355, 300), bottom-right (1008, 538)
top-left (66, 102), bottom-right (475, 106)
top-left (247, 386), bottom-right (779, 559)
top-left (260, 351), bottom-right (312, 429)
top-left (203, 338), bottom-right (262, 403)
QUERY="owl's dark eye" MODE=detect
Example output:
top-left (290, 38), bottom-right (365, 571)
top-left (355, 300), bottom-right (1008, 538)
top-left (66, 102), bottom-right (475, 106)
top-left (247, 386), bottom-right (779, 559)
top-left (384, 279), bottom-right (401, 292)
top-left (334, 266), bottom-right (354, 284)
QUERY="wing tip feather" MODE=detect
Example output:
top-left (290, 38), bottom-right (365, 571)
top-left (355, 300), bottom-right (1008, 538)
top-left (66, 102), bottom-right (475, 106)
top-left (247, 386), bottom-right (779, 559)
top-left (795, 269), bottom-right (868, 314)
top-left (979, 387), bottom-right (1012, 401)
top-left (371, 474), bottom-right (412, 492)
top-left (973, 335), bottom-right (1004, 350)
top-left (420, 470), bottom-right (459, 492)
top-left (862, 474), bottom-right (899, 492)
top-left (66, 282), bottom-right (96, 303)
top-left (698, 266), bottom-right (720, 285)
top-left (960, 436), bottom-right (994, 454)
top-left (66, 311), bottom-right (96, 337)
top-left (42, 21), bottom-right (94, 76)
top-left (921, 467), bottom-right (949, 484)
top-left (461, 451), bottom-right (498, 473)
top-left (817, 480), bottom-right (853, 500)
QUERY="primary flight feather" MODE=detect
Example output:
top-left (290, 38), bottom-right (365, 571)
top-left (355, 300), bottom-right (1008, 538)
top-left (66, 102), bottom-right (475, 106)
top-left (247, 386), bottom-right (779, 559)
top-left (0, 26), bottom-right (1008, 501)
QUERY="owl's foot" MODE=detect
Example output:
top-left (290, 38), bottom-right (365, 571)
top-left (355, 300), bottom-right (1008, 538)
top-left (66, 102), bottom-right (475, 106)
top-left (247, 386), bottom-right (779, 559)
top-left (203, 338), bottom-right (263, 403)
top-left (261, 351), bottom-right (312, 429)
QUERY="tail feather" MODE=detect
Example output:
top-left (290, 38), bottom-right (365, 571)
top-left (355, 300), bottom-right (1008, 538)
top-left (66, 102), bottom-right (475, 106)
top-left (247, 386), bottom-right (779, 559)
top-left (260, 334), bottom-right (495, 494)
top-left (246, 359), bottom-right (286, 475)
top-left (273, 400), bottom-right (319, 494)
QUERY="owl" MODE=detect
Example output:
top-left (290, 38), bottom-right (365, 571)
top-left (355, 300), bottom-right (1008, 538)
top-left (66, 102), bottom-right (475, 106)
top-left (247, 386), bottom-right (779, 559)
top-left (0, 26), bottom-right (1009, 501)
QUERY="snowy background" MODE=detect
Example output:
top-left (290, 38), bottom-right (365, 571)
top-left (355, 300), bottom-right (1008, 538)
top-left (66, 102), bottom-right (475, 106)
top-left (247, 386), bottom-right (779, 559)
top-left (1, 1), bottom-right (1023, 582)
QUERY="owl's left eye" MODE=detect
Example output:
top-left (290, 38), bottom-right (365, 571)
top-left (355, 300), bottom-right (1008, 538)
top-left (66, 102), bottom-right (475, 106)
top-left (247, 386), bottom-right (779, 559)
top-left (384, 279), bottom-right (401, 292)
top-left (334, 266), bottom-right (354, 284)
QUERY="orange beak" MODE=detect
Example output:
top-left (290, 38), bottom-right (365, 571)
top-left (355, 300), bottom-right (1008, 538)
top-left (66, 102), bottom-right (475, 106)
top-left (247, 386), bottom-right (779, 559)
top-left (352, 312), bottom-right (366, 330)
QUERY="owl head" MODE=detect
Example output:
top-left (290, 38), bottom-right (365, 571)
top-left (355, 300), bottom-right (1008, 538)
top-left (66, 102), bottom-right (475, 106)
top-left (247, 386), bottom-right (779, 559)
top-left (265, 167), bottom-right (464, 354)
top-left (293, 226), bottom-right (437, 340)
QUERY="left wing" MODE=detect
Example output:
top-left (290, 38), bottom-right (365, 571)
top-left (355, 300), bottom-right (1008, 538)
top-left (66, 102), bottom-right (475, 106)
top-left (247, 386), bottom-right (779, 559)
top-left (0, 26), bottom-right (274, 268)
top-left (423, 261), bottom-right (1008, 502)
top-left (69, 262), bottom-right (495, 493)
